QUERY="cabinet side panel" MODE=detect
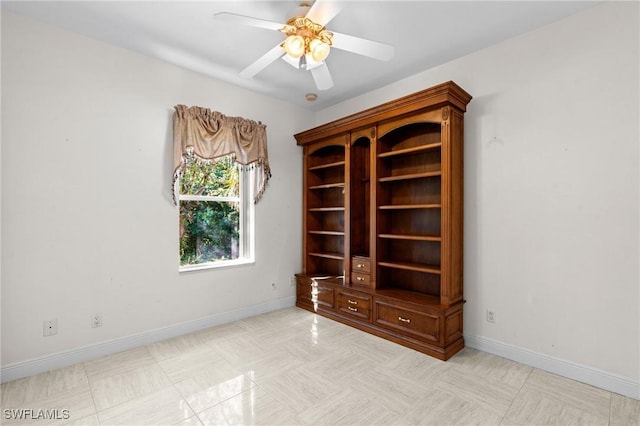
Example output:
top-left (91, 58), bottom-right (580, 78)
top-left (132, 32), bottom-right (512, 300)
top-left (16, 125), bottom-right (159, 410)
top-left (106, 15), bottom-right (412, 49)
top-left (302, 148), bottom-right (309, 274)
top-left (440, 109), bottom-right (464, 306)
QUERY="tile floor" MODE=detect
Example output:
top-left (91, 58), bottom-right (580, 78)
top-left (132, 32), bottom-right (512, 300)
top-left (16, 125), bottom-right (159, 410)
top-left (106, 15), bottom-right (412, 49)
top-left (1, 307), bottom-right (638, 425)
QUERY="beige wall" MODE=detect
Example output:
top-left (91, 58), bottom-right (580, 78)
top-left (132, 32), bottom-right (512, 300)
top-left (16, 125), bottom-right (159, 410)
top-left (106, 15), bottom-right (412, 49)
top-left (319, 1), bottom-right (640, 383)
top-left (1, 10), bottom-right (312, 367)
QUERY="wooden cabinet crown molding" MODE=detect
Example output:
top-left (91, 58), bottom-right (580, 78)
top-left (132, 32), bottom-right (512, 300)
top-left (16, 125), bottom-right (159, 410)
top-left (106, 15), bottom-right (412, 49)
top-left (295, 81), bottom-right (472, 146)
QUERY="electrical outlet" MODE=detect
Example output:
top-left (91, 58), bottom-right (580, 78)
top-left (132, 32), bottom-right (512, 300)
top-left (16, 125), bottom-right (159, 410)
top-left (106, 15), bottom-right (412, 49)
top-left (487, 309), bottom-right (496, 323)
top-left (290, 276), bottom-right (297, 287)
top-left (271, 282), bottom-right (277, 291)
top-left (91, 313), bottom-right (103, 328)
top-left (43, 319), bottom-right (58, 337)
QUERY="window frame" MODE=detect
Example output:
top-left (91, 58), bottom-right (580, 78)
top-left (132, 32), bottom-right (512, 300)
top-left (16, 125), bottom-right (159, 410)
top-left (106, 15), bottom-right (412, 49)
top-left (178, 159), bottom-right (255, 272)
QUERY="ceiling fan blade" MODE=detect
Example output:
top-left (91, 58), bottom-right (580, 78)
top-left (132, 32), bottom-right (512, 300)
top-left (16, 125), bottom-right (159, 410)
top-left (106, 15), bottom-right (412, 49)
top-left (214, 12), bottom-right (285, 31)
top-left (305, 0), bottom-right (344, 27)
top-left (311, 62), bottom-right (334, 90)
top-left (240, 44), bottom-right (285, 78)
top-left (331, 31), bottom-right (394, 62)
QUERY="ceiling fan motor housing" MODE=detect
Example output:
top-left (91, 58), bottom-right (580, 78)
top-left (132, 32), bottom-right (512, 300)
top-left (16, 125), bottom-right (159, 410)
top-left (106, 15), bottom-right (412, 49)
top-left (286, 2), bottom-right (312, 22)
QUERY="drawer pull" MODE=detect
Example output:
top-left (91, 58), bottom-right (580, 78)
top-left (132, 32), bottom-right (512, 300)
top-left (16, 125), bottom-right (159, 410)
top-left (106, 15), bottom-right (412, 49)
top-left (398, 316), bottom-right (411, 324)
top-left (347, 299), bottom-right (358, 305)
top-left (348, 306), bottom-right (358, 312)
top-left (356, 277), bottom-right (365, 281)
top-left (357, 264), bottom-right (365, 268)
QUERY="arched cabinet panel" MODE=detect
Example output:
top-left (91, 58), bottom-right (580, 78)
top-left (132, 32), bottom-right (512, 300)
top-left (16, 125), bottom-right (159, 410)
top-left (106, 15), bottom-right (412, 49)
top-left (302, 134), bottom-right (348, 279)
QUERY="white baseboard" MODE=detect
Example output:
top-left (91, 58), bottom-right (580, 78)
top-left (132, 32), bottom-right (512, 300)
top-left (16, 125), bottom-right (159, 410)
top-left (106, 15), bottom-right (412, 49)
top-left (4, 305), bottom-right (637, 401)
top-left (465, 334), bottom-right (640, 400)
top-left (1, 296), bottom-right (296, 384)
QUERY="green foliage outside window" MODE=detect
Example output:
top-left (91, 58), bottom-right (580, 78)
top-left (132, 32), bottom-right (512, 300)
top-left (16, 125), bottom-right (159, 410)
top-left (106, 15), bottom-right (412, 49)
top-left (180, 155), bottom-right (239, 197)
top-left (179, 155), bottom-right (241, 266)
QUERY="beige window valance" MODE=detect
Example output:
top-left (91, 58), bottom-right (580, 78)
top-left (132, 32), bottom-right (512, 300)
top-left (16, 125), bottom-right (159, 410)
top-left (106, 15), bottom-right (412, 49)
top-left (172, 105), bottom-right (271, 204)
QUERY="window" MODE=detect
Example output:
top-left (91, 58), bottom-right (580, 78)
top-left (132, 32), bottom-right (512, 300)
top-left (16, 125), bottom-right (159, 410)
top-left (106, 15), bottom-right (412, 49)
top-left (171, 105), bottom-right (270, 271)
top-left (178, 155), bottom-right (254, 270)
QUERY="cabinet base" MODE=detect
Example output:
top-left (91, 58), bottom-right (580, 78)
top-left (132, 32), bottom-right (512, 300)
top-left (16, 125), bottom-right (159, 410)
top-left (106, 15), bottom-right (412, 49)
top-left (296, 275), bottom-right (464, 361)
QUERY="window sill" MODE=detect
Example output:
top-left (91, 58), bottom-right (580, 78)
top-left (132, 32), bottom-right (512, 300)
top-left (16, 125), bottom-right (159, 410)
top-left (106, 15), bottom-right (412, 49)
top-left (179, 258), bottom-right (255, 273)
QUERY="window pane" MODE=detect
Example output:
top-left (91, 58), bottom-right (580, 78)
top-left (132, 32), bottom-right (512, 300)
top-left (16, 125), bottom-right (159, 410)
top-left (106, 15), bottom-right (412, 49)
top-left (180, 155), bottom-right (239, 197)
top-left (180, 200), bottom-right (240, 265)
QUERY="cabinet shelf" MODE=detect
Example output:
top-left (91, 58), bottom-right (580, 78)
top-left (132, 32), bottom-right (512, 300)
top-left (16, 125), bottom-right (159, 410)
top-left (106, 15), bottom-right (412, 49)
top-left (379, 204), bottom-right (441, 210)
top-left (378, 143), bottom-right (442, 158)
top-left (309, 230), bottom-right (345, 236)
top-left (308, 182), bottom-right (345, 190)
top-left (309, 252), bottom-right (344, 260)
top-left (308, 161), bottom-right (345, 171)
top-left (378, 260), bottom-right (441, 274)
top-left (308, 207), bottom-right (345, 212)
top-left (378, 234), bottom-right (441, 242)
top-left (378, 171), bottom-right (441, 182)
top-left (374, 288), bottom-right (442, 306)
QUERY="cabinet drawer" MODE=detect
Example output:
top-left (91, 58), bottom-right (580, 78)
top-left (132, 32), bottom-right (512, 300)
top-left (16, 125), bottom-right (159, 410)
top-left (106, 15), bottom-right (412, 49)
top-left (351, 271), bottom-right (371, 287)
top-left (313, 283), bottom-right (335, 310)
top-left (352, 256), bottom-right (371, 273)
top-left (337, 290), bottom-right (371, 321)
top-left (374, 300), bottom-right (440, 342)
top-left (297, 277), bottom-right (335, 311)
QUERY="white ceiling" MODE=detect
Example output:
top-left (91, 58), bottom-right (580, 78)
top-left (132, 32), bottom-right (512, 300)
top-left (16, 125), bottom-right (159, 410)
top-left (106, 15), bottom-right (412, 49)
top-left (2, 1), bottom-right (599, 110)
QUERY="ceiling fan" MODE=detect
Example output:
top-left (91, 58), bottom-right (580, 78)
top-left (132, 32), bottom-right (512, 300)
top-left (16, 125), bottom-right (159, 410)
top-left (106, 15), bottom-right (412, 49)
top-left (214, 1), bottom-right (394, 91)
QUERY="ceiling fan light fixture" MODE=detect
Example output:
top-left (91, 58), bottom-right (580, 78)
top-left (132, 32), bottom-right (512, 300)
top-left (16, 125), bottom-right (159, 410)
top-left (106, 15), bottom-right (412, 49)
top-left (303, 51), bottom-right (323, 70)
top-left (284, 34), bottom-right (305, 58)
top-left (280, 16), bottom-right (333, 69)
top-left (309, 38), bottom-right (330, 62)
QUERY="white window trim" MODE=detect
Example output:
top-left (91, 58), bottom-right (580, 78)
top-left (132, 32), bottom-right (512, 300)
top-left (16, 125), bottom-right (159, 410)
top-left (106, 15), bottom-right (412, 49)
top-left (178, 164), bottom-right (255, 272)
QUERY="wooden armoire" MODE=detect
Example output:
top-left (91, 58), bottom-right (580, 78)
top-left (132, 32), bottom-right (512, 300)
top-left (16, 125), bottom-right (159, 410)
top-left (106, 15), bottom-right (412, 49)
top-left (295, 81), bottom-right (472, 360)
